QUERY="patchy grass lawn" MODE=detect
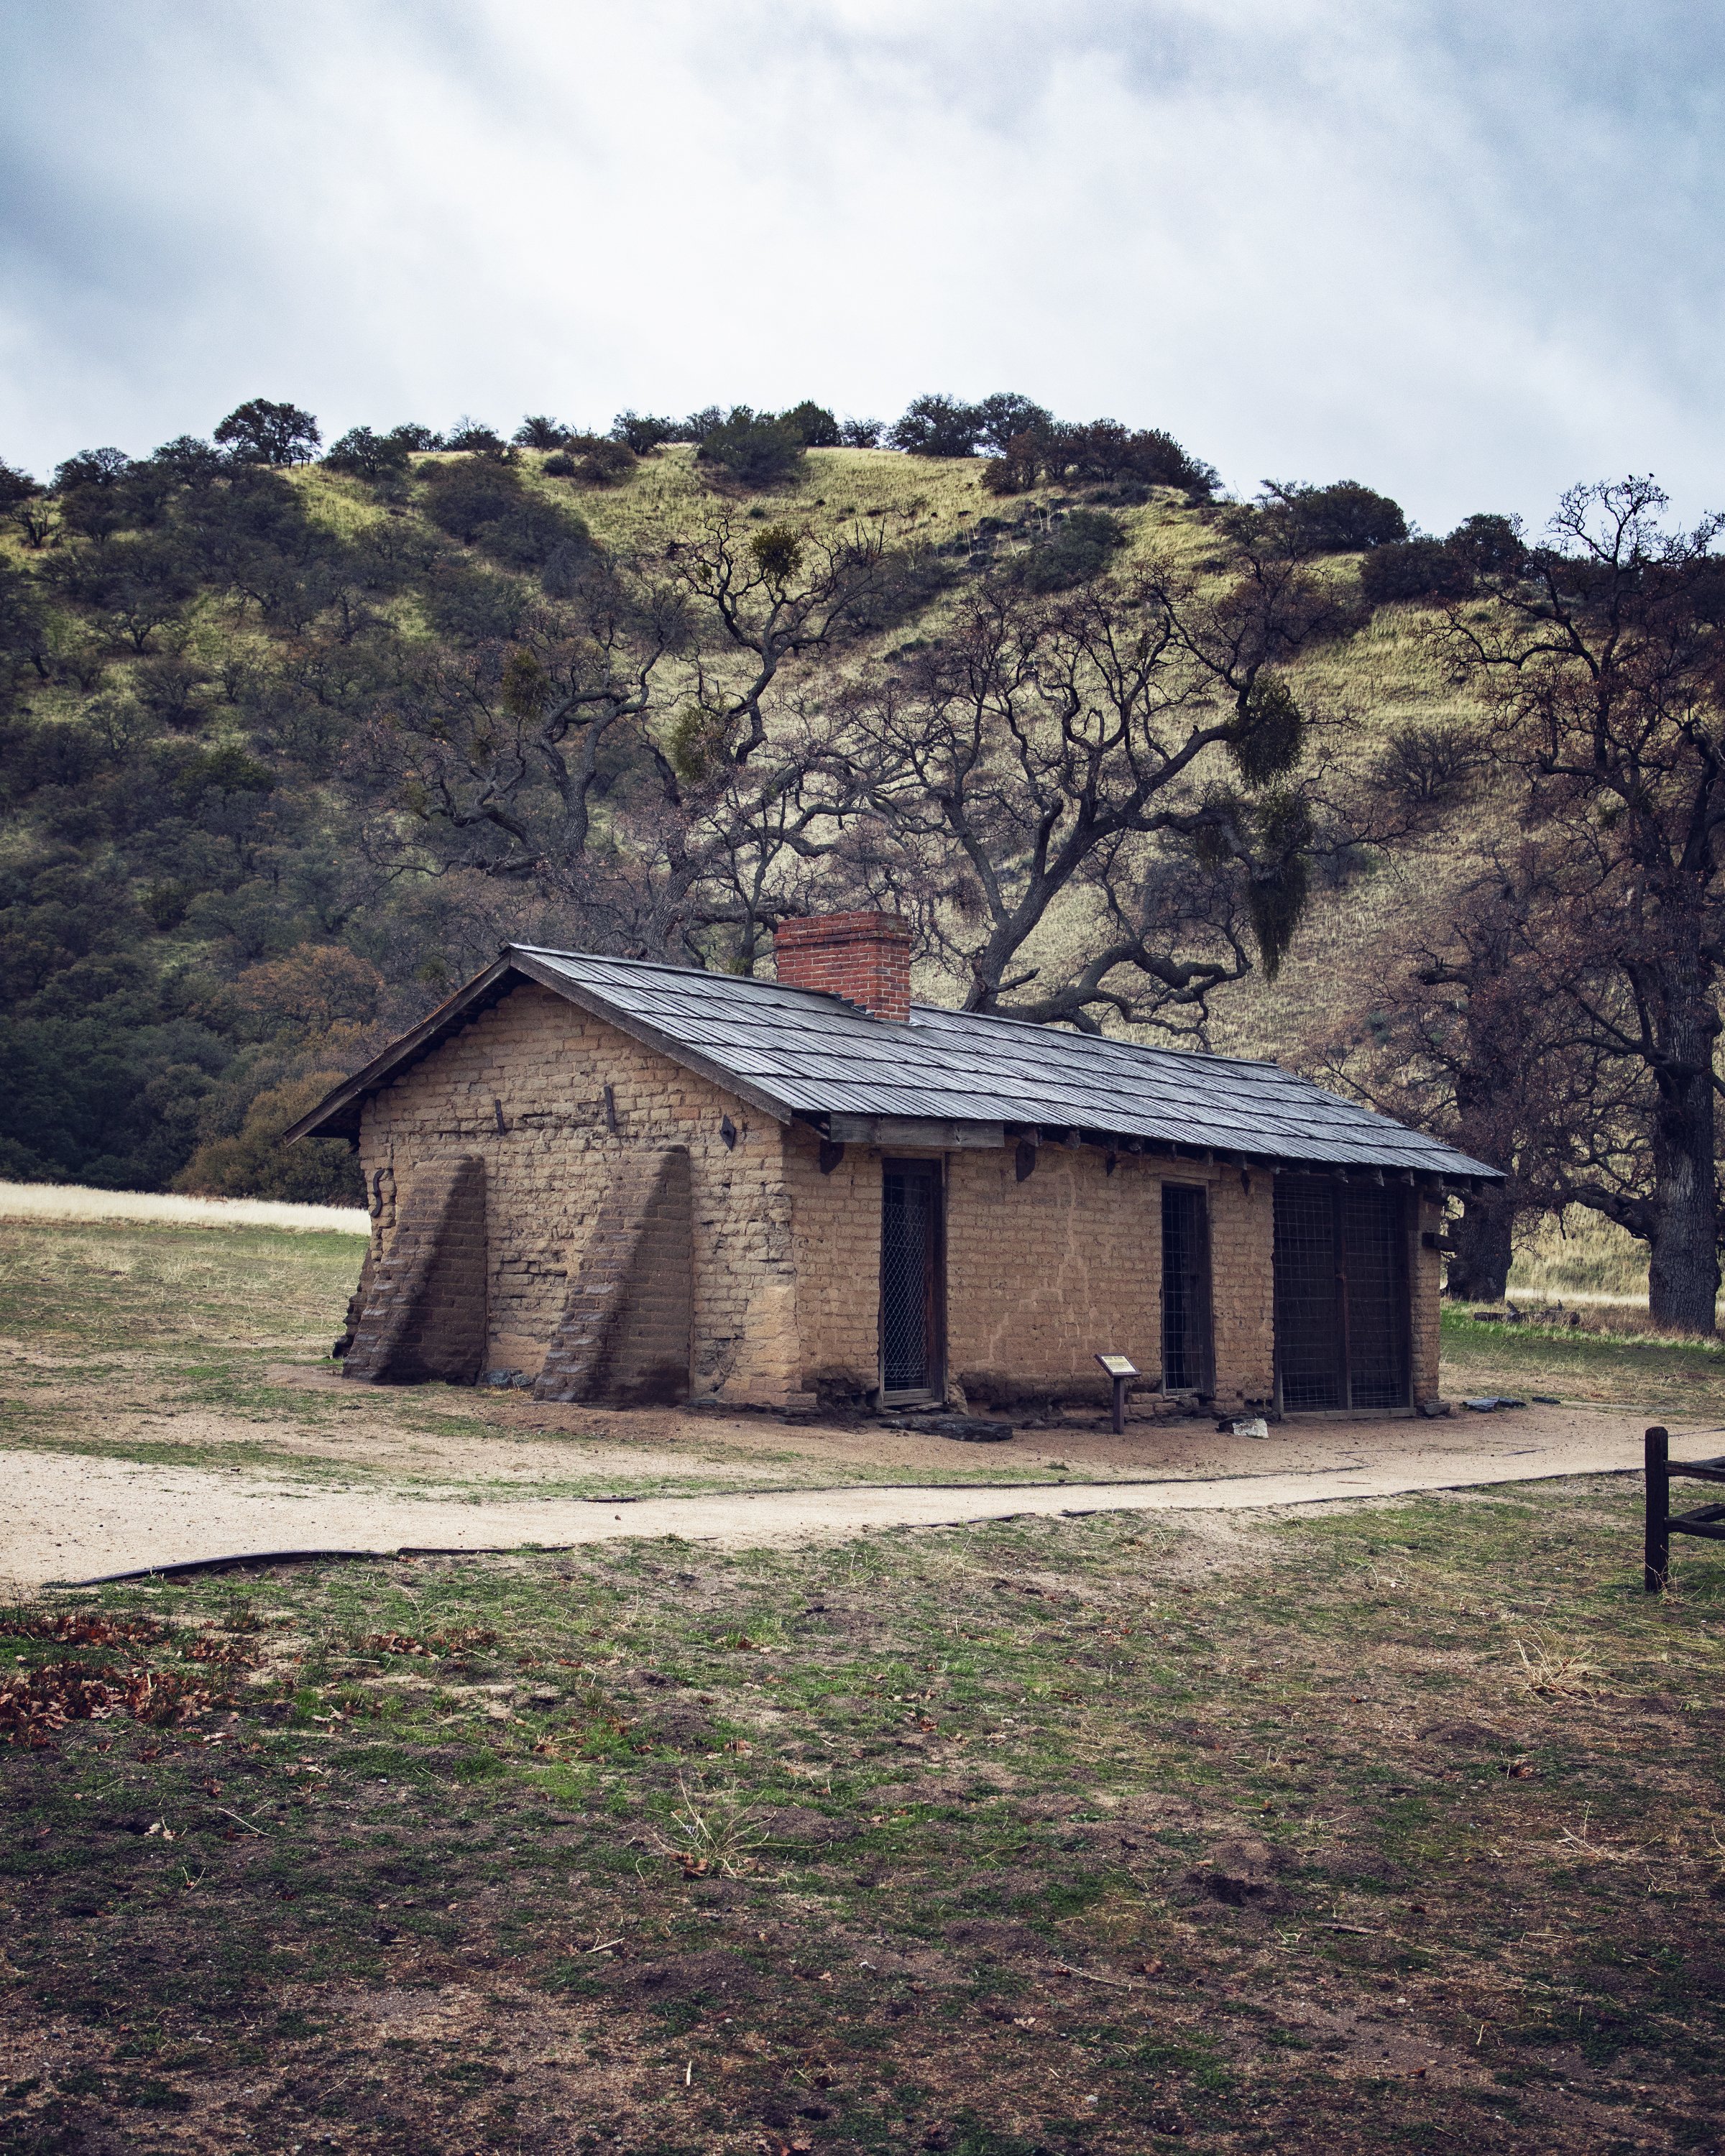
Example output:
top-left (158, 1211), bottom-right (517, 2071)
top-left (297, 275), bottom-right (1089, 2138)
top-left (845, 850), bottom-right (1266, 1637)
top-left (0, 1222), bottom-right (1090, 1499)
top-left (5, 1217), bottom-right (1724, 1513)
top-left (2, 1479), bottom-right (1722, 2155)
top-left (1440, 1307), bottom-right (1725, 1423)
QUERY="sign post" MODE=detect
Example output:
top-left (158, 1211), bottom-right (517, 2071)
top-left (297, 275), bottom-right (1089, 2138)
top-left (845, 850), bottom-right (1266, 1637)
top-left (1095, 1353), bottom-right (1139, 1436)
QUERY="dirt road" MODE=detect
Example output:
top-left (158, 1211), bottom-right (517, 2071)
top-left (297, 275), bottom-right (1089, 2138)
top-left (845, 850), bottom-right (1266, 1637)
top-left (0, 1404), bottom-right (1676, 1590)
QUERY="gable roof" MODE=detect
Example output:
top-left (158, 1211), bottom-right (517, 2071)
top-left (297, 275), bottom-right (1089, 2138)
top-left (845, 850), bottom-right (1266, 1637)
top-left (287, 943), bottom-right (1500, 1183)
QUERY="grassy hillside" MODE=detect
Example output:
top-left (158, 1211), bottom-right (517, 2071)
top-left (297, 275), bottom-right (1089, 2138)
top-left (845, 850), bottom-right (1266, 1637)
top-left (0, 430), bottom-right (1490, 1199)
top-left (566, 445), bottom-right (1494, 1070)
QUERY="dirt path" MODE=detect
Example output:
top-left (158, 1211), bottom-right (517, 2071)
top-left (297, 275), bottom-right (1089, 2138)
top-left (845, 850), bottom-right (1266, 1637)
top-left (0, 1404), bottom-right (1678, 1590)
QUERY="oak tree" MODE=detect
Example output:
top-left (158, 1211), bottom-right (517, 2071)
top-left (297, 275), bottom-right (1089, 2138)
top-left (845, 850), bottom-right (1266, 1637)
top-left (1448, 479), bottom-right (1725, 1330)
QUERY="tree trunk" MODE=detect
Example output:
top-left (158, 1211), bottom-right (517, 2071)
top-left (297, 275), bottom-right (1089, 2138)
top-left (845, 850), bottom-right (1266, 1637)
top-left (1443, 1192), bottom-right (1514, 1302)
top-left (1646, 973), bottom-right (1720, 1335)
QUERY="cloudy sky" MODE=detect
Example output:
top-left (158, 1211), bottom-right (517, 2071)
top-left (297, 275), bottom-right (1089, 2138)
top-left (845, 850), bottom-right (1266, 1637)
top-left (3, 0), bottom-right (1721, 529)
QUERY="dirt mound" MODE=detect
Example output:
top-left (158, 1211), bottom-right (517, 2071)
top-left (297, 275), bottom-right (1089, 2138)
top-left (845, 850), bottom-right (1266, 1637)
top-left (1187, 1835), bottom-right (1291, 1909)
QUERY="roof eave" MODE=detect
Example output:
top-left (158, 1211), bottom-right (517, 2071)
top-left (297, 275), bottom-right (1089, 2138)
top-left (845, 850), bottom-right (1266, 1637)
top-left (282, 954), bottom-right (525, 1144)
top-left (803, 1109), bottom-right (1499, 1181)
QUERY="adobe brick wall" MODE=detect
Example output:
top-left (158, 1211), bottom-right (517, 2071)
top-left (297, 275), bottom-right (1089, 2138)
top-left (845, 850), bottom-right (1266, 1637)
top-left (944, 1145), bottom-right (1161, 1408)
top-left (786, 1131), bottom-right (1278, 1412)
top-left (354, 982), bottom-right (805, 1407)
top-left (786, 1126), bottom-right (881, 1404)
top-left (336, 1163), bottom-right (398, 1357)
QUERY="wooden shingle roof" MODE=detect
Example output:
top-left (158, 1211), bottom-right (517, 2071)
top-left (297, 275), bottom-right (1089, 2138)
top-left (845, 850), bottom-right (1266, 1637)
top-left (289, 944), bottom-right (1500, 1184)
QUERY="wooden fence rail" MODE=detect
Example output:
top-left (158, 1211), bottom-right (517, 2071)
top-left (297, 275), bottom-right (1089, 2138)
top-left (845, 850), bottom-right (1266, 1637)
top-left (1644, 1425), bottom-right (1725, 1591)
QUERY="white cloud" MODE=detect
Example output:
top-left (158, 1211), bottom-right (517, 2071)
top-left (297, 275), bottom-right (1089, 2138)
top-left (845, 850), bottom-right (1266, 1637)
top-left (2, 0), bottom-right (1721, 527)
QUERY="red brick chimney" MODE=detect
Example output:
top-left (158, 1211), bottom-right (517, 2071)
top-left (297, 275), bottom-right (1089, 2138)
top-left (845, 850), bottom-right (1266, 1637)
top-left (773, 911), bottom-right (912, 1023)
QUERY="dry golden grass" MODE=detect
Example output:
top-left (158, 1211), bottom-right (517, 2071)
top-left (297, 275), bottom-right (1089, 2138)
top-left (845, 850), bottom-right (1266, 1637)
top-left (1508, 1629), bottom-right (1604, 1700)
top-left (0, 1180), bottom-right (368, 1235)
top-left (1509, 1208), bottom-right (1655, 1304)
top-left (651, 1772), bottom-right (770, 1879)
top-left (365, 441), bottom-right (1006, 562)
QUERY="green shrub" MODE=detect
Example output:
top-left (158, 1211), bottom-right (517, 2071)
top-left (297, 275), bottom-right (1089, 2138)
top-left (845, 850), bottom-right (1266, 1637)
top-left (1261, 479), bottom-right (1408, 553)
top-left (696, 408), bottom-right (805, 490)
top-left (1015, 508), bottom-right (1125, 591)
top-left (323, 426), bottom-right (413, 482)
top-left (1359, 538), bottom-right (1475, 605)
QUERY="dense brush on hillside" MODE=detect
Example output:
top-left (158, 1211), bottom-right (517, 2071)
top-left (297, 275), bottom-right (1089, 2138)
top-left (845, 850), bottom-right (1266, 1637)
top-left (8, 395), bottom-right (1691, 1318)
top-left (0, 407), bottom-right (1307, 1189)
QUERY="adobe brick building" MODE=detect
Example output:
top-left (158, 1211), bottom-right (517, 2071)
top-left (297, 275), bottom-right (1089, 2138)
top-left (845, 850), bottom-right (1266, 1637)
top-left (288, 913), bottom-right (1499, 1418)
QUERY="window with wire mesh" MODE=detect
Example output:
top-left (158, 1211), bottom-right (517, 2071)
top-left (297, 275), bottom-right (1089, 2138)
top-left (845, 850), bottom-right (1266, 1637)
top-left (880, 1166), bottom-right (935, 1393)
top-left (1274, 1175), bottom-right (1343, 1411)
top-left (1344, 1187), bottom-right (1409, 1408)
top-left (1161, 1184), bottom-right (1212, 1391)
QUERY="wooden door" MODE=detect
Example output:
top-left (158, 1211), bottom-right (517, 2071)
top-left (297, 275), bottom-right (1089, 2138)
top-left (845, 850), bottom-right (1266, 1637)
top-left (1160, 1182), bottom-right (1214, 1393)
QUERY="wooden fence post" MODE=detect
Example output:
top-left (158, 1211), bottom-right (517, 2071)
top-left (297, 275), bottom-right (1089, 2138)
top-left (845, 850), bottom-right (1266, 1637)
top-left (1645, 1425), bottom-right (1670, 1593)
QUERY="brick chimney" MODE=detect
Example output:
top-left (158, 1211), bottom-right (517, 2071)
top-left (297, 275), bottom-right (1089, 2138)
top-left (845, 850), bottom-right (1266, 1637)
top-left (773, 911), bottom-right (912, 1023)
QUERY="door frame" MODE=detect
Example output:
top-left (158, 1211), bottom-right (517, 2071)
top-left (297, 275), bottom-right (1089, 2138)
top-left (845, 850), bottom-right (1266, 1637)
top-left (878, 1155), bottom-right (947, 1405)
